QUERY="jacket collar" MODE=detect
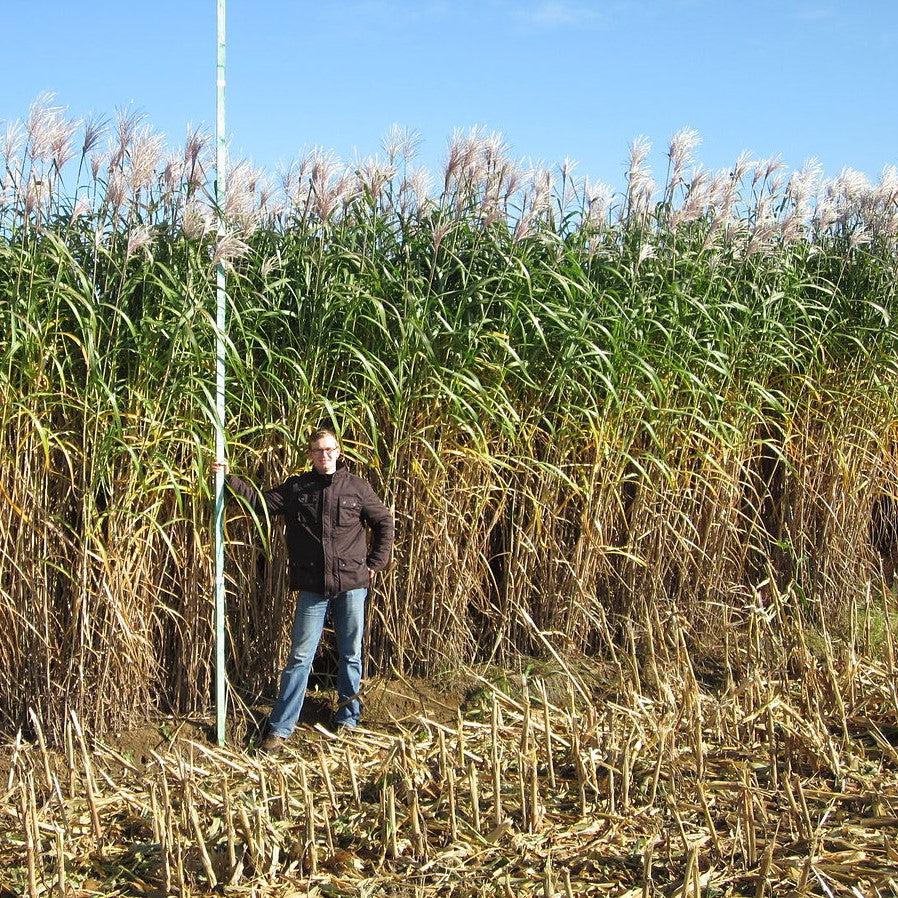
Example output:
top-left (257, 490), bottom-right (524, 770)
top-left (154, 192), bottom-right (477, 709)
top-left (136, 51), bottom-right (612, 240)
top-left (310, 464), bottom-right (348, 484)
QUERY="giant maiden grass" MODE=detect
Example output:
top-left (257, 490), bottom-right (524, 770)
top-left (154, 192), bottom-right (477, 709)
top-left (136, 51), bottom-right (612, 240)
top-left (0, 97), bottom-right (896, 737)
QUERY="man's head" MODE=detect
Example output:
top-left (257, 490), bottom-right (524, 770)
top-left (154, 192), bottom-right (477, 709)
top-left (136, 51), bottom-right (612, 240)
top-left (308, 428), bottom-right (341, 475)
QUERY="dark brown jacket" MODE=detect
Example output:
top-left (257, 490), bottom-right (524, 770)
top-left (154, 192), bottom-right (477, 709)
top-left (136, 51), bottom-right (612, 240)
top-left (226, 463), bottom-right (394, 595)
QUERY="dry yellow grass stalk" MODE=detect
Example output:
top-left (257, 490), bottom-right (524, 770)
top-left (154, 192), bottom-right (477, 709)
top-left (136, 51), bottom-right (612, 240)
top-left (1, 641), bottom-right (896, 896)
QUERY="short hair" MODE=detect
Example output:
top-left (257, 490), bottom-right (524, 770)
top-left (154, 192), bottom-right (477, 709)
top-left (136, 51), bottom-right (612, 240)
top-left (308, 427), bottom-right (339, 447)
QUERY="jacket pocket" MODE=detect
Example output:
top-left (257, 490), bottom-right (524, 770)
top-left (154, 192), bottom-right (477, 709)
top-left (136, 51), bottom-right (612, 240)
top-left (338, 555), bottom-right (367, 581)
top-left (338, 496), bottom-right (361, 526)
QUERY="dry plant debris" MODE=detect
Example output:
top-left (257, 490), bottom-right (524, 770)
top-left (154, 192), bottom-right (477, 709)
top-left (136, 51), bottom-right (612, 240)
top-left (2, 637), bottom-right (898, 898)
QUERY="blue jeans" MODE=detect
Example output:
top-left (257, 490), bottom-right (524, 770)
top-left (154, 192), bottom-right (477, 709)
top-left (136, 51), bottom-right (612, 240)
top-left (267, 588), bottom-right (367, 736)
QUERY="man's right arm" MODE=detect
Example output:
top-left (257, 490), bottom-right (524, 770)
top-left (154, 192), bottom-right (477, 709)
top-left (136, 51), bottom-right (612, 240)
top-left (218, 469), bottom-right (290, 518)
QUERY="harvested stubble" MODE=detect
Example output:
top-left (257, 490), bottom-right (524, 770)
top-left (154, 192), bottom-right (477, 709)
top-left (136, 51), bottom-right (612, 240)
top-left (3, 597), bottom-right (898, 898)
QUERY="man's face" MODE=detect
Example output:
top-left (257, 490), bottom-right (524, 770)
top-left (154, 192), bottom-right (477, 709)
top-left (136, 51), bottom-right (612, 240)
top-left (309, 436), bottom-right (340, 474)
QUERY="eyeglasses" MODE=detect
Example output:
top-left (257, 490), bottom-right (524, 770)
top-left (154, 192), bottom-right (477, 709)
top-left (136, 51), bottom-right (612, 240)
top-left (310, 446), bottom-right (339, 455)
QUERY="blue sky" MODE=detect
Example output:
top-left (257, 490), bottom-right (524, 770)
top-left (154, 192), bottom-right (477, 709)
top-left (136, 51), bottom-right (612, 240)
top-left (3, 1), bottom-right (895, 188)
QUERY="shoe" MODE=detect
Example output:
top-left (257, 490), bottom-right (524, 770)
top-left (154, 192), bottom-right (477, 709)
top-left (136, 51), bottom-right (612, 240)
top-left (259, 733), bottom-right (287, 754)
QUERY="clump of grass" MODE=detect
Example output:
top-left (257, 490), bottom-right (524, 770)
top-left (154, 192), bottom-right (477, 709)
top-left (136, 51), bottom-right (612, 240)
top-left (0, 94), bottom-right (896, 737)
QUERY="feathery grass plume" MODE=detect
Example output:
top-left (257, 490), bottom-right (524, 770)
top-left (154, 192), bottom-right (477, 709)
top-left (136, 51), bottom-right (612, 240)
top-left (708, 169), bottom-right (733, 210)
top-left (443, 127), bottom-right (465, 189)
top-left (874, 164), bottom-right (898, 207)
top-left (3, 119), bottom-right (24, 171)
top-left (731, 149), bottom-right (753, 183)
top-left (513, 211), bottom-right (533, 240)
top-left (625, 135), bottom-right (654, 223)
top-left (481, 130), bottom-right (507, 164)
top-left (500, 159), bottom-right (524, 204)
top-left (818, 167), bottom-right (871, 238)
top-left (0, 174), bottom-right (17, 211)
top-left (583, 178), bottom-right (613, 234)
top-left (277, 162), bottom-right (295, 205)
top-left (514, 165), bottom-right (554, 239)
top-left (743, 159), bottom-right (789, 254)
top-left (187, 157), bottom-right (207, 195)
top-left (105, 170), bottom-right (126, 210)
top-left (832, 166), bottom-right (870, 204)
top-left (665, 126), bottom-right (701, 202)
top-left (443, 126), bottom-right (491, 194)
top-left (354, 155), bottom-right (394, 206)
top-left (225, 159), bottom-right (266, 232)
top-left (126, 224), bottom-right (154, 259)
top-left (89, 151), bottom-right (106, 181)
top-left (259, 253), bottom-right (279, 278)
top-left (257, 180), bottom-right (280, 221)
top-left (212, 231), bottom-right (250, 266)
top-left (279, 152), bottom-right (315, 215)
top-left (181, 197), bottom-right (212, 240)
top-left (871, 165), bottom-right (898, 238)
top-left (560, 156), bottom-right (578, 181)
top-left (26, 92), bottom-right (70, 163)
top-left (316, 170), bottom-right (354, 222)
top-left (309, 147), bottom-right (341, 192)
top-left (479, 148), bottom-right (514, 226)
top-left (479, 137), bottom-right (514, 219)
top-left (23, 173), bottom-right (46, 218)
top-left (781, 157), bottom-right (823, 243)
top-left (767, 174), bottom-right (786, 216)
top-left (669, 167), bottom-right (711, 230)
top-left (637, 240), bottom-right (656, 265)
top-left (627, 135), bottom-right (651, 178)
top-left (814, 191), bottom-right (838, 234)
top-left (431, 216), bottom-right (452, 252)
top-left (703, 169), bottom-right (740, 245)
top-left (382, 124), bottom-right (421, 163)
top-left (50, 118), bottom-right (78, 173)
top-left (463, 127), bottom-right (491, 184)
top-left (305, 147), bottom-right (352, 222)
top-left (80, 113), bottom-right (107, 159)
top-left (127, 125), bottom-right (166, 195)
top-left (710, 149), bottom-right (753, 229)
top-left (479, 194), bottom-right (502, 227)
top-left (109, 106), bottom-right (143, 171)
top-left (629, 173), bottom-right (656, 225)
top-left (70, 196), bottom-right (92, 221)
top-left (559, 156), bottom-right (579, 206)
top-left (530, 166), bottom-right (554, 216)
top-left (848, 222), bottom-right (872, 248)
top-left (160, 153), bottom-right (184, 196)
top-left (746, 190), bottom-right (778, 255)
top-left (751, 155), bottom-right (785, 190)
top-left (0, 169), bottom-right (19, 218)
top-left (287, 151), bottom-right (314, 190)
top-left (182, 124), bottom-right (210, 194)
top-left (183, 124), bottom-right (208, 170)
top-left (877, 205), bottom-right (898, 240)
top-left (400, 166), bottom-right (433, 216)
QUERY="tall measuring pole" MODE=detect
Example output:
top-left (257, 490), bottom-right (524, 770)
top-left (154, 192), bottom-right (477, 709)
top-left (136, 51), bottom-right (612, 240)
top-left (213, 0), bottom-right (228, 747)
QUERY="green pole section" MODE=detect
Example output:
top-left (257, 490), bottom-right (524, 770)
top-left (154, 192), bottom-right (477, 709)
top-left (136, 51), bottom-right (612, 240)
top-left (214, 0), bottom-right (228, 747)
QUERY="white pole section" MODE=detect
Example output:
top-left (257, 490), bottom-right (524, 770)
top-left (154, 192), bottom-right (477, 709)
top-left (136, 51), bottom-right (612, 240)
top-left (214, 0), bottom-right (228, 747)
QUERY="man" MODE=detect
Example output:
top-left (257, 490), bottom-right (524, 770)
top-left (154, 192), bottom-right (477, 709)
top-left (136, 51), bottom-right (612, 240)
top-left (218, 428), bottom-right (394, 751)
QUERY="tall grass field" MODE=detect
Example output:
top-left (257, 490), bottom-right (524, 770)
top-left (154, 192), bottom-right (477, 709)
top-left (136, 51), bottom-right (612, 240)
top-left (1, 96), bottom-right (896, 739)
top-left (4, 94), bottom-right (898, 898)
